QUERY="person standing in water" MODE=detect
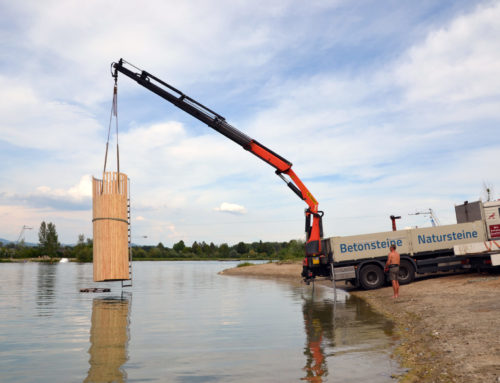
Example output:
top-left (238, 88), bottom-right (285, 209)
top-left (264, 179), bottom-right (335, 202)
top-left (385, 245), bottom-right (400, 298)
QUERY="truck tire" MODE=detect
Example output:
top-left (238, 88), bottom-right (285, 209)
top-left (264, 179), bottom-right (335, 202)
top-left (398, 260), bottom-right (415, 285)
top-left (359, 264), bottom-right (384, 290)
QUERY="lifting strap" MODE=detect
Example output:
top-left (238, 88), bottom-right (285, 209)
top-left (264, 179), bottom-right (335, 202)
top-left (102, 75), bottom-right (120, 193)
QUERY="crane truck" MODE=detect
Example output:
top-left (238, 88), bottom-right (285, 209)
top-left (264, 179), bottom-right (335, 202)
top-left (328, 199), bottom-right (500, 289)
top-left (111, 59), bottom-right (332, 283)
top-left (112, 59), bottom-right (498, 290)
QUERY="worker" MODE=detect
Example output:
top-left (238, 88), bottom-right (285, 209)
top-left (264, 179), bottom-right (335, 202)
top-left (385, 244), bottom-right (400, 298)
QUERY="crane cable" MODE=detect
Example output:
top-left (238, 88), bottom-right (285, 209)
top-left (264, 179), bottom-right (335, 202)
top-left (102, 74), bottom-right (120, 192)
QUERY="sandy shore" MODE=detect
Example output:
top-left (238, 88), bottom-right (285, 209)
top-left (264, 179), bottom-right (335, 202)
top-left (220, 261), bottom-right (304, 278)
top-left (220, 262), bottom-right (500, 383)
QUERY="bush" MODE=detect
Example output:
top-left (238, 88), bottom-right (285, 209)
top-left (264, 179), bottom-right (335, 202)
top-left (237, 262), bottom-right (254, 268)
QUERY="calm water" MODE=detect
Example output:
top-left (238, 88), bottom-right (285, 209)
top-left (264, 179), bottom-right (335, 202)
top-left (0, 261), bottom-right (401, 382)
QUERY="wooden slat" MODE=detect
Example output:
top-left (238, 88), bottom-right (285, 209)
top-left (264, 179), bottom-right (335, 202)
top-left (92, 172), bottom-right (130, 282)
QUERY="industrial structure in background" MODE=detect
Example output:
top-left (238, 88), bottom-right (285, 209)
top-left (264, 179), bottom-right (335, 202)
top-left (410, 208), bottom-right (441, 227)
top-left (16, 225), bottom-right (32, 244)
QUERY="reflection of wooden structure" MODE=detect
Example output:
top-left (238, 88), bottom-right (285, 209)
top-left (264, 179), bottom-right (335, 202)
top-left (92, 172), bottom-right (131, 282)
top-left (84, 298), bottom-right (130, 383)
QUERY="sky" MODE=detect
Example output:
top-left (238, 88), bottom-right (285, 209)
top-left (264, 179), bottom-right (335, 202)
top-left (0, 0), bottom-right (499, 246)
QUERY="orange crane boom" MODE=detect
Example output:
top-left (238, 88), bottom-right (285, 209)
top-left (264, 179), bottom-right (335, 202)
top-left (112, 59), bottom-right (331, 282)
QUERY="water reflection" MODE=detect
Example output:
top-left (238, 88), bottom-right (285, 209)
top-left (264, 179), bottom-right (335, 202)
top-left (301, 289), bottom-right (394, 382)
top-left (36, 263), bottom-right (58, 315)
top-left (84, 296), bottom-right (131, 383)
top-left (339, 295), bottom-right (395, 340)
top-left (301, 293), bottom-right (334, 382)
top-left (0, 262), bottom-right (400, 382)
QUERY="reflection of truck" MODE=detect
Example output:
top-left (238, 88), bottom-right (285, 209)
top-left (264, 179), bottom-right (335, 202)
top-left (324, 200), bottom-right (500, 289)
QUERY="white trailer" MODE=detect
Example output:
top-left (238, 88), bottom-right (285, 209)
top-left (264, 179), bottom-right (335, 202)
top-left (324, 200), bottom-right (500, 289)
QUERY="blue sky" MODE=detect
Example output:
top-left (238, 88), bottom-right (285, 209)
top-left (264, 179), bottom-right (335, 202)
top-left (0, 0), bottom-right (499, 246)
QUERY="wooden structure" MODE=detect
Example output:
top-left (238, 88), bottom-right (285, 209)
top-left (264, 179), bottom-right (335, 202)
top-left (92, 172), bottom-right (131, 282)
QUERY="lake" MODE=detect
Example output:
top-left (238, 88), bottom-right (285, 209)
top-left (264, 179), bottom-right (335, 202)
top-left (0, 261), bottom-right (401, 382)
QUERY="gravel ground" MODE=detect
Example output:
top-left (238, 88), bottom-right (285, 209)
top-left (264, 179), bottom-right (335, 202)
top-left (221, 262), bottom-right (500, 383)
top-left (351, 272), bottom-right (500, 383)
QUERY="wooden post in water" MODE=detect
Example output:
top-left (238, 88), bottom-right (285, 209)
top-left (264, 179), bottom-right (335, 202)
top-left (92, 172), bottom-right (130, 282)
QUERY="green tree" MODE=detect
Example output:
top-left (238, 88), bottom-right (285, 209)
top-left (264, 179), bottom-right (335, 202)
top-left (74, 234), bottom-right (92, 262)
top-left (15, 245), bottom-right (31, 259)
top-left (236, 241), bottom-right (248, 255)
top-left (173, 240), bottom-right (186, 252)
top-left (132, 247), bottom-right (147, 258)
top-left (149, 247), bottom-right (162, 258)
top-left (38, 222), bottom-right (47, 247)
top-left (38, 221), bottom-right (60, 257)
top-left (263, 242), bottom-right (277, 257)
top-left (156, 242), bottom-right (167, 257)
top-left (77, 234), bottom-right (85, 245)
top-left (219, 243), bottom-right (229, 258)
top-left (201, 241), bottom-right (209, 255)
top-left (192, 241), bottom-right (202, 255)
top-left (278, 239), bottom-right (304, 260)
top-left (209, 242), bottom-right (216, 256)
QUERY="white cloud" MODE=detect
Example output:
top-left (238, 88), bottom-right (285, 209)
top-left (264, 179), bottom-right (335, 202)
top-left (164, 224), bottom-right (183, 240)
top-left (5, 0), bottom-right (344, 105)
top-left (395, 2), bottom-right (500, 104)
top-left (35, 175), bottom-right (92, 201)
top-left (0, 76), bottom-right (102, 151)
top-left (214, 203), bottom-right (248, 215)
top-left (67, 175), bottom-right (93, 199)
top-left (115, 119), bottom-right (260, 212)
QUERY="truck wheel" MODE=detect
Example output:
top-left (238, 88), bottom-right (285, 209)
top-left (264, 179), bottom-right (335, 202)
top-left (359, 264), bottom-right (384, 290)
top-left (398, 260), bottom-right (415, 285)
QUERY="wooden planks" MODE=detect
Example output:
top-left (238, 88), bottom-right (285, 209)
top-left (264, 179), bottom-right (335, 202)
top-left (92, 172), bottom-right (130, 282)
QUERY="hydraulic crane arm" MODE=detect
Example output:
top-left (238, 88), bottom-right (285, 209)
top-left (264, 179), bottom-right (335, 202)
top-left (112, 59), bottom-right (324, 256)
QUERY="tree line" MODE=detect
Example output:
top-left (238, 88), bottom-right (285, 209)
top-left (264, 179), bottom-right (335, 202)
top-left (130, 238), bottom-right (305, 261)
top-left (0, 221), bottom-right (305, 262)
